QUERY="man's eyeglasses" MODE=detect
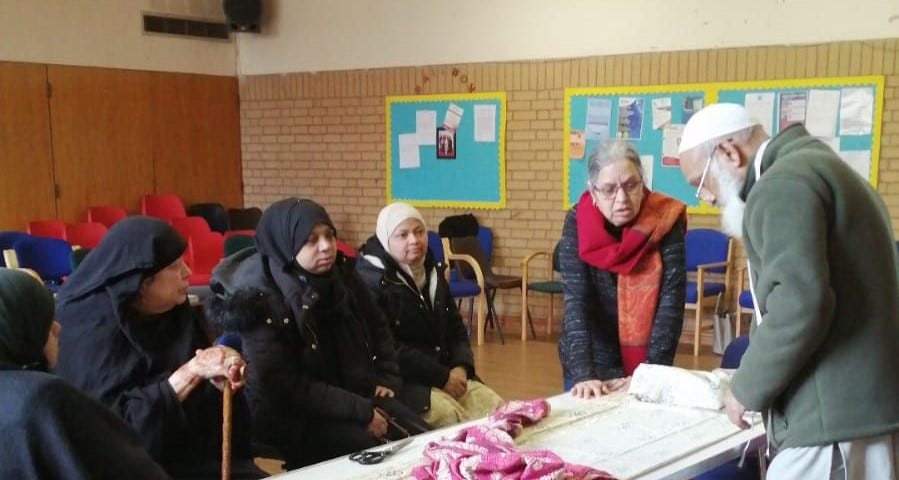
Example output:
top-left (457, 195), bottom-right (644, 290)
top-left (592, 179), bottom-right (643, 200)
top-left (694, 151), bottom-right (713, 199)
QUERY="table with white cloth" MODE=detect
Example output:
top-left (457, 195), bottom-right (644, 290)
top-left (267, 391), bottom-right (765, 480)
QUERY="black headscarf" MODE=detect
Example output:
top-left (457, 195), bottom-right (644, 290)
top-left (0, 269), bottom-right (55, 370)
top-left (255, 197), bottom-right (337, 270)
top-left (56, 216), bottom-right (186, 308)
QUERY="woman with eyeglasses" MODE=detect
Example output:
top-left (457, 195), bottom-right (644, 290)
top-left (558, 139), bottom-right (687, 399)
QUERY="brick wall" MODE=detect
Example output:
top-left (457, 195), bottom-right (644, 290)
top-left (238, 39), bottom-right (899, 333)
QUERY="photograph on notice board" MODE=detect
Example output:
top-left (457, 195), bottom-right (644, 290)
top-left (437, 126), bottom-right (456, 159)
top-left (617, 97), bottom-right (644, 140)
top-left (569, 130), bottom-right (586, 159)
top-left (682, 95), bottom-right (704, 123)
top-left (778, 91), bottom-right (808, 131)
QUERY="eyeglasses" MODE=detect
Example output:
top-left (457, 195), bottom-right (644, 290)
top-left (694, 150), bottom-right (714, 199)
top-left (592, 179), bottom-right (643, 200)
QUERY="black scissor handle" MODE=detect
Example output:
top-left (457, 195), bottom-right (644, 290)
top-left (348, 450), bottom-right (386, 465)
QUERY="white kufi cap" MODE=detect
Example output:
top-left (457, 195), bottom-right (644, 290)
top-left (678, 103), bottom-right (756, 154)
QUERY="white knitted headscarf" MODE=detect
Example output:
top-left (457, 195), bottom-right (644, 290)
top-left (376, 202), bottom-right (428, 288)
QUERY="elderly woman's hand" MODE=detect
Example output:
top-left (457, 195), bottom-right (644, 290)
top-left (168, 346), bottom-right (246, 401)
top-left (191, 346), bottom-right (246, 392)
top-left (570, 379), bottom-right (606, 399)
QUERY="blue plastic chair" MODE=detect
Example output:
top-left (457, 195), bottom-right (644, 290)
top-left (521, 241), bottom-right (561, 340)
top-left (694, 335), bottom-right (760, 480)
top-left (12, 236), bottom-right (73, 293)
top-left (684, 229), bottom-right (733, 357)
top-left (0, 231), bottom-right (32, 267)
top-left (428, 231), bottom-right (485, 342)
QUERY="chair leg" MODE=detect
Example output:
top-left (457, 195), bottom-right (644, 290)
top-left (465, 298), bottom-right (474, 336)
top-left (474, 291), bottom-right (486, 346)
top-left (525, 305), bottom-right (537, 340)
top-left (547, 293), bottom-right (554, 338)
top-left (486, 288), bottom-right (504, 345)
top-left (524, 288), bottom-right (537, 340)
top-left (521, 286), bottom-right (529, 342)
top-left (693, 299), bottom-right (703, 358)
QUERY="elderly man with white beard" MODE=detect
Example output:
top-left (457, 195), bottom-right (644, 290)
top-left (677, 103), bottom-right (899, 480)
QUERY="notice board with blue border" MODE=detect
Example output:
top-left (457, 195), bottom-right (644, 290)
top-left (564, 84), bottom-right (716, 213)
top-left (563, 76), bottom-right (883, 213)
top-left (386, 92), bottom-right (506, 209)
top-left (715, 76), bottom-right (884, 188)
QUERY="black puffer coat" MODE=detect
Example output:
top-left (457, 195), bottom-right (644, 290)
top-left (205, 248), bottom-right (402, 450)
top-left (356, 236), bottom-right (475, 413)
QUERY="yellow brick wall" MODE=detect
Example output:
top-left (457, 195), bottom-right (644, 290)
top-left (238, 39), bottom-right (899, 333)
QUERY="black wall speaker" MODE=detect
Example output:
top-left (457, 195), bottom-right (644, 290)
top-left (223, 0), bottom-right (262, 33)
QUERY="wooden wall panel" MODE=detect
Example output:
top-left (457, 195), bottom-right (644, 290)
top-left (48, 65), bottom-right (155, 221)
top-left (0, 62), bottom-right (56, 230)
top-left (151, 73), bottom-right (243, 209)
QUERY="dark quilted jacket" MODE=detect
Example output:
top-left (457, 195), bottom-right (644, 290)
top-left (355, 236), bottom-right (475, 413)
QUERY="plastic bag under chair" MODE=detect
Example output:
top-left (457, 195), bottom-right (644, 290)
top-left (711, 292), bottom-right (734, 355)
top-left (712, 311), bottom-right (734, 355)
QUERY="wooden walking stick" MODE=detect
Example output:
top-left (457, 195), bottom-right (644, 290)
top-left (216, 333), bottom-right (242, 480)
top-left (222, 381), bottom-right (232, 480)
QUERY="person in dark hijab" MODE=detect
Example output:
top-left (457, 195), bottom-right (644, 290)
top-left (0, 267), bottom-right (170, 480)
top-left (206, 198), bottom-right (430, 469)
top-left (53, 217), bottom-right (265, 480)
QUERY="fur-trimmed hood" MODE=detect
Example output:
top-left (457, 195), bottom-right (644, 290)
top-left (205, 247), bottom-right (287, 333)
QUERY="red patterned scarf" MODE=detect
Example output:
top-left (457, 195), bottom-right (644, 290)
top-left (576, 190), bottom-right (686, 375)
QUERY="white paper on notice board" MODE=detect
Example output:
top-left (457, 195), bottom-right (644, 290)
top-left (416, 111), bottom-right (437, 145)
top-left (839, 150), bottom-right (871, 181)
top-left (474, 104), bottom-right (496, 142)
top-left (641, 155), bottom-right (654, 190)
top-left (398, 133), bottom-right (420, 169)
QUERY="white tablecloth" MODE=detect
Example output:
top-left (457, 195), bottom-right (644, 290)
top-left (269, 392), bottom-right (764, 480)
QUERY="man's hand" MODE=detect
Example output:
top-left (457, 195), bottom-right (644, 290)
top-left (724, 387), bottom-right (750, 429)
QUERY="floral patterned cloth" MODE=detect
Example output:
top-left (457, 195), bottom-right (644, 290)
top-left (410, 399), bottom-right (617, 480)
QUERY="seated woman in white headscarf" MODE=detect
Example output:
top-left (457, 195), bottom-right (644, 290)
top-left (0, 268), bottom-right (170, 480)
top-left (356, 202), bottom-right (503, 427)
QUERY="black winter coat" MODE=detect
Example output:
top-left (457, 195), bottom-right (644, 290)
top-left (356, 237), bottom-right (475, 413)
top-left (0, 371), bottom-right (171, 480)
top-left (205, 248), bottom-right (402, 450)
top-left (557, 207), bottom-right (686, 383)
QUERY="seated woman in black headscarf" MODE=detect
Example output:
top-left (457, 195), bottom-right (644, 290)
top-left (206, 198), bottom-right (430, 469)
top-left (53, 217), bottom-right (265, 480)
top-left (0, 268), bottom-right (170, 480)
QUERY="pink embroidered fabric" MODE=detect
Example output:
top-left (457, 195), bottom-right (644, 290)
top-left (410, 399), bottom-right (617, 479)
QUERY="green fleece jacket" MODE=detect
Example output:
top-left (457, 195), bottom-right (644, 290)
top-left (731, 124), bottom-right (899, 449)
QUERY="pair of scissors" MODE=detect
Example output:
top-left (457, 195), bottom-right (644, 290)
top-left (348, 437), bottom-right (414, 465)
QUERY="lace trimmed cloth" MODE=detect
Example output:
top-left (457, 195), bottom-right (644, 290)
top-left (627, 363), bottom-right (733, 410)
top-left (410, 398), bottom-right (616, 480)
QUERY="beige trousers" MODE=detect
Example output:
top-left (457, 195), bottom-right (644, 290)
top-left (767, 432), bottom-right (899, 480)
top-left (422, 380), bottom-right (504, 428)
